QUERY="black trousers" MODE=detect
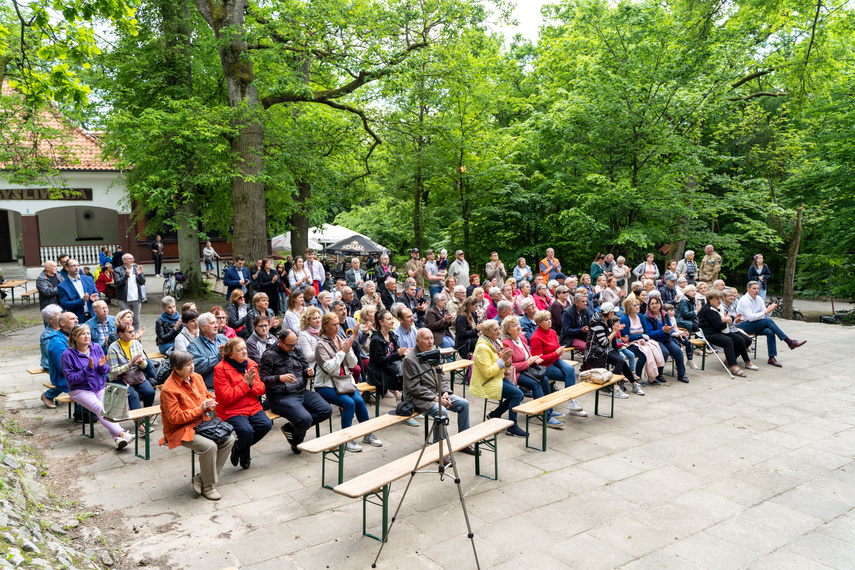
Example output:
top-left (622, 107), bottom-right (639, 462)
top-left (226, 410), bottom-right (273, 461)
top-left (270, 391), bottom-right (333, 444)
top-left (657, 338), bottom-right (686, 377)
top-left (153, 254), bottom-right (162, 275)
top-left (705, 332), bottom-right (750, 367)
top-left (606, 351), bottom-right (636, 383)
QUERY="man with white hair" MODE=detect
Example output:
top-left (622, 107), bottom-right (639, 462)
top-left (41, 307), bottom-right (76, 408)
top-left (546, 279), bottom-right (559, 304)
top-left (85, 300), bottom-right (116, 350)
top-left (403, 328), bottom-right (474, 459)
top-left (380, 276), bottom-right (398, 311)
top-left (188, 312), bottom-right (228, 388)
top-left (713, 279), bottom-right (726, 292)
top-left (113, 253), bottom-right (146, 330)
top-left (495, 300), bottom-right (514, 324)
top-left (447, 285), bottom-right (467, 327)
top-left (486, 286), bottom-right (503, 320)
top-left (345, 257), bottom-right (367, 298)
top-left (36, 260), bottom-right (64, 312)
top-left (39, 304), bottom-right (63, 372)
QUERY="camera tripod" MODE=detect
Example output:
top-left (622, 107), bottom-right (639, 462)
top-left (372, 363), bottom-right (481, 569)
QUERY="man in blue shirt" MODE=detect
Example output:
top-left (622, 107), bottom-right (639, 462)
top-left (85, 300), bottom-right (116, 350)
top-left (188, 312), bottom-right (228, 388)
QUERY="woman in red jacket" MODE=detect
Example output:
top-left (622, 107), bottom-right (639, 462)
top-left (529, 310), bottom-right (587, 417)
top-left (501, 316), bottom-right (564, 428)
top-left (214, 338), bottom-right (272, 470)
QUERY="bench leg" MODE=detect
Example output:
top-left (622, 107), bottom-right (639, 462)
top-left (134, 417), bottom-right (151, 460)
top-left (82, 408), bottom-right (95, 439)
top-left (752, 335), bottom-right (758, 360)
top-left (362, 484), bottom-right (390, 542)
top-left (594, 386), bottom-right (615, 419)
top-left (475, 433), bottom-right (500, 480)
top-left (321, 443), bottom-right (346, 490)
top-left (701, 348), bottom-right (706, 371)
top-left (524, 412), bottom-right (548, 452)
top-left (191, 450), bottom-right (196, 478)
top-left (374, 393), bottom-right (380, 418)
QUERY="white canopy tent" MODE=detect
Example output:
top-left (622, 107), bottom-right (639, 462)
top-left (270, 224), bottom-right (375, 253)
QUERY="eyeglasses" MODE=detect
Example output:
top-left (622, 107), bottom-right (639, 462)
top-left (282, 342), bottom-right (297, 348)
top-left (216, 316), bottom-right (227, 320)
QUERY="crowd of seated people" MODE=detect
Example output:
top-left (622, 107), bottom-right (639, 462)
top-left (36, 245), bottom-right (809, 501)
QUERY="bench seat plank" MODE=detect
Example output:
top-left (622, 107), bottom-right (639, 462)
top-left (128, 406), bottom-right (161, 422)
top-left (513, 376), bottom-right (623, 416)
top-left (28, 368), bottom-right (47, 375)
top-left (441, 359), bottom-right (473, 373)
top-left (334, 418), bottom-right (513, 498)
top-left (298, 412), bottom-right (417, 454)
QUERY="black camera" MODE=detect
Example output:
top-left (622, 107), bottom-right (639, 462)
top-left (416, 348), bottom-right (441, 366)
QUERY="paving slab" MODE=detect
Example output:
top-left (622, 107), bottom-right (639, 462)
top-left (2, 316), bottom-right (854, 568)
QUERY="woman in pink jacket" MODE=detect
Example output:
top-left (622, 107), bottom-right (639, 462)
top-left (500, 316), bottom-right (564, 428)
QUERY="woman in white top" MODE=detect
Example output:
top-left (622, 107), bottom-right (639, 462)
top-left (296, 306), bottom-right (323, 368)
top-left (173, 310), bottom-right (199, 353)
top-left (288, 256), bottom-right (311, 295)
top-left (283, 292), bottom-right (305, 333)
top-left (695, 281), bottom-right (709, 313)
top-left (600, 276), bottom-right (624, 309)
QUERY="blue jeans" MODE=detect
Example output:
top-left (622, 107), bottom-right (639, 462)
top-left (279, 291), bottom-right (288, 314)
top-left (656, 338), bottom-right (686, 377)
top-left (316, 387), bottom-right (370, 429)
top-left (226, 409), bottom-right (273, 461)
top-left (429, 284), bottom-right (443, 307)
top-left (759, 287), bottom-right (767, 301)
top-left (40, 322), bottom-right (51, 370)
top-left (158, 343), bottom-right (174, 355)
top-left (205, 260), bottom-right (214, 271)
top-left (440, 335), bottom-right (454, 349)
top-left (489, 379), bottom-right (524, 425)
top-left (517, 372), bottom-right (554, 416)
top-left (45, 379), bottom-right (68, 401)
top-left (545, 358), bottom-right (577, 388)
top-left (618, 348), bottom-right (635, 370)
top-left (738, 318), bottom-right (788, 358)
top-left (115, 380), bottom-right (156, 410)
top-left (426, 395), bottom-right (470, 442)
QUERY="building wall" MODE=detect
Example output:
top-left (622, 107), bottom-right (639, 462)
top-left (37, 206), bottom-right (120, 245)
top-left (0, 171), bottom-right (127, 215)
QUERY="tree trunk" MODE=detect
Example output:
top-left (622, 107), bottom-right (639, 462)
top-left (290, 180), bottom-right (311, 256)
top-left (194, 0), bottom-right (268, 263)
top-left (176, 200), bottom-right (204, 295)
top-left (781, 205), bottom-right (803, 319)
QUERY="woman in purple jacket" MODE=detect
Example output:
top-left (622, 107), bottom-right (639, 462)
top-left (61, 325), bottom-right (136, 449)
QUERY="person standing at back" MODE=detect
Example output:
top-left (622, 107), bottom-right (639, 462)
top-left (112, 253), bottom-right (146, 331)
top-left (148, 234), bottom-right (164, 277)
top-left (699, 245), bottom-right (722, 285)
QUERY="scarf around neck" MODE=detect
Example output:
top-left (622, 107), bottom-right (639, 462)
top-left (226, 356), bottom-right (247, 373)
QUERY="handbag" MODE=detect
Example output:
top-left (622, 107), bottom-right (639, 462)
top-left (526, 364), bottom-right (548, 381)
top-left (102, 383), bottom-right (129, 422)
top-left (579, 368), bottom-right (614, 385)
top-left (194, 417), bottom-right (235, 444)
top-left (117, 367), bottom-right (147, 386)
top-left (333, 377), bottom-right (357, 395)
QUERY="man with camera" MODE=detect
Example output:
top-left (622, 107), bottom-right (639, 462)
top-left (403, 329), bottom-right (476, 462)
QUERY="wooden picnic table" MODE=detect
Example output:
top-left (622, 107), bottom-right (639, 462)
top-left (0, 280), bottom-right (28, 305)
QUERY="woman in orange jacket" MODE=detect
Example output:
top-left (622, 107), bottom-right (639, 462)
top-left (159, 350), bottom-right (235, 501)
top-left (214, 338), bottom-right (272, 470)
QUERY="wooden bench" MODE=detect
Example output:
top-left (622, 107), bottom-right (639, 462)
top-left (55, 394), bottom-right (96, 438)
top-left (28, 368), bottom-right (47, 375)
top-left (297, 411), bottom-right (423, 489)
top-left (443, 359), bottom-right (473, 396)
top-left (512, 376), bottom-right (624, 451)
top-left (333, 418), bottom-right (513, 541)
top-left (127, 406), bottom-right (161, 460)
top-left (147, 352), bottom-right (166, 361)
top-left (20, 289), bottom-right (38, 305)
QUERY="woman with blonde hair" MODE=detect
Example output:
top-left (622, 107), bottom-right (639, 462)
top-left (283, 290), bottom-right (305, 333)
top-left (470, 319), bottom-right (527, 437)
top-left (296, 306), bottom-right (323, 367)
top-left (226, 289), bottom-right (249, 337)
top-left (612, 255), bottom-right (630, 295)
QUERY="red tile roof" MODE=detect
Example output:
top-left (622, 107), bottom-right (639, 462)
top-left (1, 85), bottom-right (119, 172)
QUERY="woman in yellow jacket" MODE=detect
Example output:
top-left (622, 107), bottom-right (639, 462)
top-left (469, 320), bottom-right (527, 437)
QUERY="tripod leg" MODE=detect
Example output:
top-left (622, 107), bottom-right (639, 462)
top-left (440, 417), bottom-right (482, 570)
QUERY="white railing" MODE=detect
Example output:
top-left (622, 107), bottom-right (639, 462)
top-left (40, 244), bottom-right (119, 267)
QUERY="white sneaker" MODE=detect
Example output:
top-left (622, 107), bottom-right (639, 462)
top-left (613, 386), bottom-right (629, 399)
top-left (362, 433), bottom-right (383, 447)
top-left (566, 409), bottom-right (588, 417)
top-left (688, 361), bottom-right (701, 370)
top-left (346, 441), bottom-right (363, 453)
top-left (567, 399), bottom-right (583, 412)
top-left (631, 384), bottom-right (645, 396)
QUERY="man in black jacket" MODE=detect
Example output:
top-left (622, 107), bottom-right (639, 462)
top-left (561, 293), bottom-right (593, 351)
top-left (380, 276), bottom-right (397, 311)
top-left (259, 329), bottom-right (332, 453)
top-left (397, 282), bottom-right (428, 326)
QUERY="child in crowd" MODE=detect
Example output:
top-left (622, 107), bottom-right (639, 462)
top-left (664, 303), bottom-right (699, 370)
top-left (611, 315), bottom-right (636, 372)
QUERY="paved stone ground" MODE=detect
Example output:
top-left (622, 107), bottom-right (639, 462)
top-left (1, 314), bottom-right (853, 569)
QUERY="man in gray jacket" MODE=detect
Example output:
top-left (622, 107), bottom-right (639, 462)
top-left (402, 329), bottom-right (476, 455)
